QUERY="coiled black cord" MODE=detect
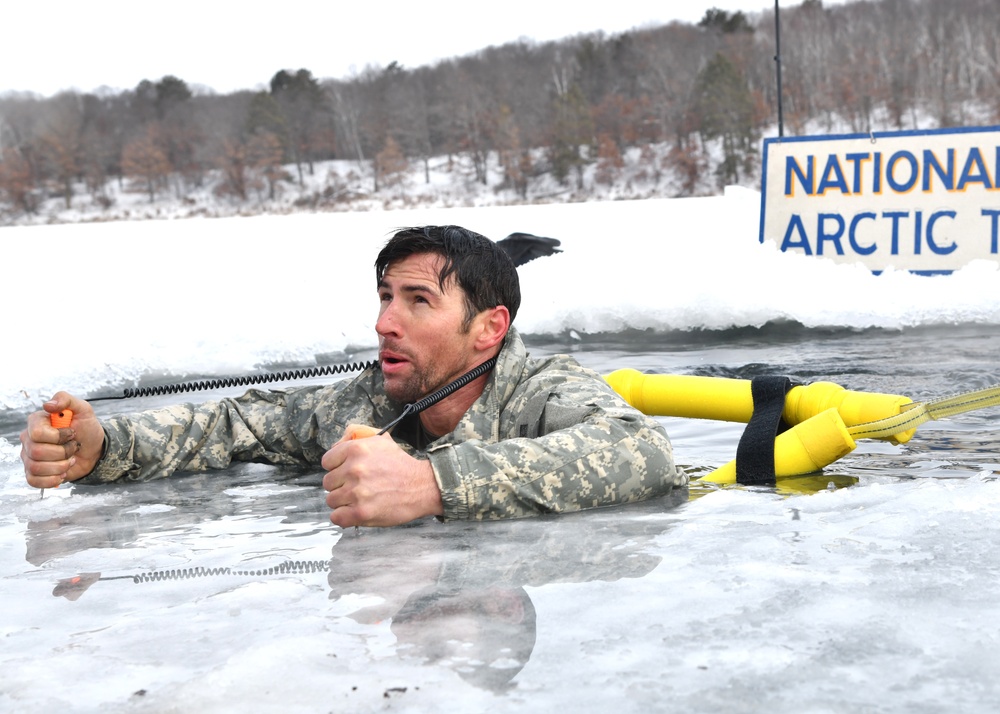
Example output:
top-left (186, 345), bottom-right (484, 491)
top-left (130, 560), bottom-right (330, 583)
top-left (88, 352), bottom-right (499, 434)
top-left (90, 360), bottom-right (378, 402)
top-left (409, 355), bottom-right (498, 414)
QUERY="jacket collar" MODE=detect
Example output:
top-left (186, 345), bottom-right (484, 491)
top-left (384, 326), bottom-right (526, 448)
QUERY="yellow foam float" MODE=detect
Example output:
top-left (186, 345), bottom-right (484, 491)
top-left (604, 369), bottom-right (916, 484)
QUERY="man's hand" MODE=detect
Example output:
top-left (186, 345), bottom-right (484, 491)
top-left (21, 392), bottom-right (105, 489)
top-left (322, 427), bottom-right (444, 527)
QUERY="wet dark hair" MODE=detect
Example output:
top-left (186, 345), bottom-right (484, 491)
top-left (375, 225), bottom-right (521, 328)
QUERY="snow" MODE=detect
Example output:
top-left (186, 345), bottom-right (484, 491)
top-left (3, 186), bottom-right (999, 410)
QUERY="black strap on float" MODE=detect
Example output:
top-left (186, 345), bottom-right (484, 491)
top-left (735, 376), bottom-right (794, 486)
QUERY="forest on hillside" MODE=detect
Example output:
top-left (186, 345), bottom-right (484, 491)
top-left (1, 0), bottom-right (997, 221)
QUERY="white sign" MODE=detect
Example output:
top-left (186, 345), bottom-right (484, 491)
top-left (759, 126), bottom-right (1000, 273)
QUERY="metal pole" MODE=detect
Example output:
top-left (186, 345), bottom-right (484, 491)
top-left (774, 0), bottom-right (784, 138)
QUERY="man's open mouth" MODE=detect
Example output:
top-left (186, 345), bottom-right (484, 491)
top-left (379, 350), bottom-right (410, 369)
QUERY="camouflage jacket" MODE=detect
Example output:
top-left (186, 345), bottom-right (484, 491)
top-left (89, 328), bottom-right (686, 520)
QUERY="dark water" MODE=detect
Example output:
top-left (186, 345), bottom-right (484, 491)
top-left (525, 322), bottom-right (1000, 480)
top-left (4, 321), bottom-right (998, 479)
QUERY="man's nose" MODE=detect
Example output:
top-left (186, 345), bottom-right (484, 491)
top-left (375, 304), bottom-right (398, 337)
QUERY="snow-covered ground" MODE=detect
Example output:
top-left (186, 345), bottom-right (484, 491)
top-left (9, 105), bottom-right (987, 229)
top-left (3, 139), bottom-right (733, 227)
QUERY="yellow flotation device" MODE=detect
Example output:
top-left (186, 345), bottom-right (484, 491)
top-left (604, 369), bottom-right (916, 485)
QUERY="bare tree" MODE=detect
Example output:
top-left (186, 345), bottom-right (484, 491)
top-left (216, 139), bottom-right (249, 200)
top-left (375, 136), bottom-right (409, 193)
top-left (122, 126), bottom-right (170, 202)
top-left (247, 131), bottom-right (287, 200)
top-left (494, 104), bottom-right (531, 198)
top-left (594, 132), bottom-right (625, 185)
top-left (37, 92), bottom-right (87, 208)
top-left (0, 146), bottom-right (36, 214)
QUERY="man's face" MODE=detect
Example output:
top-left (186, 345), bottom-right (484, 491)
top-left (375, 252), bottom-right (479, 404)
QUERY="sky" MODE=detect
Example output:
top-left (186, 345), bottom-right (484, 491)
top-left (1, 0), bottom-right (849, 98)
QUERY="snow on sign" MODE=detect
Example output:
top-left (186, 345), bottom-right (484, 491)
top-left (759, 125), bottom-right (1000, 274)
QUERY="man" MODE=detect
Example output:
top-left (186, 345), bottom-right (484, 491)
top-left (21, 226), bottom-right (685, 526)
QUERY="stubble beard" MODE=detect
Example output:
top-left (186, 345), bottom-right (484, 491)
top-left (384, 356), bottom-right (469, 406)
top-left (384, 370), bottom-right (431, 405)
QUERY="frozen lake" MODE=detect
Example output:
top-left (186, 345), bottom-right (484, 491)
top-left (2, 193), bottom-right (1000, 711)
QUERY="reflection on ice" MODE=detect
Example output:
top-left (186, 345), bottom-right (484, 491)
top-left (327, 493), bottom-right (685, 692)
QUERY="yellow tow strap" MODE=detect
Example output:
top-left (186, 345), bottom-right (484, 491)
top-left (847, 384), bottom-right (1000, 440)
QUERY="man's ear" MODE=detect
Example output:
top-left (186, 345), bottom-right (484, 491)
top-left (475, 306), bottom-right (511, 351)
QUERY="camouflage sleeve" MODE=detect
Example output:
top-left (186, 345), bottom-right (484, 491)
top-left (86, 386), bottom-right (336, 483)
top-left (428, 371), bottom-right (686, 520)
